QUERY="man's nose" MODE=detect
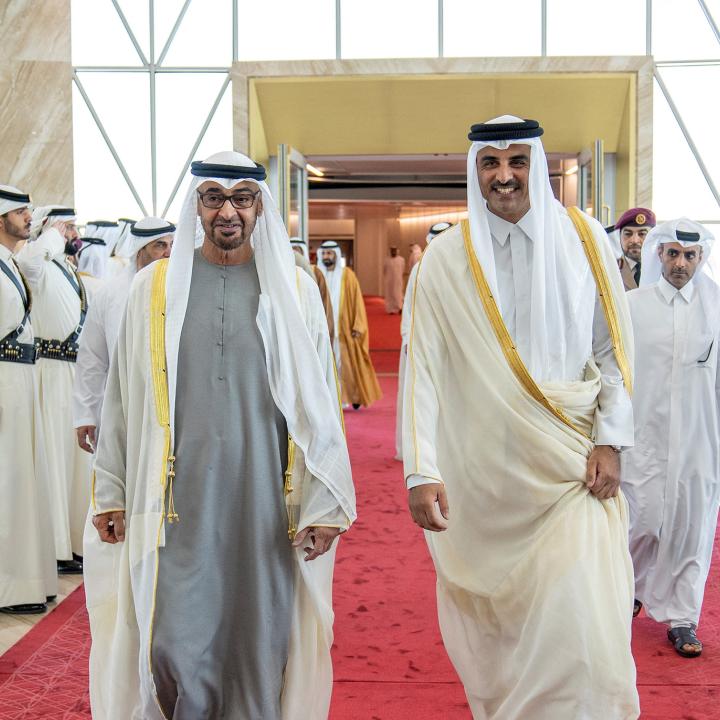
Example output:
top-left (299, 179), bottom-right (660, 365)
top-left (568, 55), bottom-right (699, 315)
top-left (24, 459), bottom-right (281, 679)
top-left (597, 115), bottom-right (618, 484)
top-left (217, 199), bottom-right (237, 219)
top-left (496, 164), bottom-right (514, 184)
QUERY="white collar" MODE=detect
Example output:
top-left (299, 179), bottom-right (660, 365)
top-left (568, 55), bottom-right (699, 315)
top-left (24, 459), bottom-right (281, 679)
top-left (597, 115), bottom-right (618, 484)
top-left (623, 255), bottom-right (638, 269)
top-left (487, 208), bottom-right (534, 247)
top-left (657, 275), bottom-right (694, 304)
top-left (0, 243), bottom-right (14, 262)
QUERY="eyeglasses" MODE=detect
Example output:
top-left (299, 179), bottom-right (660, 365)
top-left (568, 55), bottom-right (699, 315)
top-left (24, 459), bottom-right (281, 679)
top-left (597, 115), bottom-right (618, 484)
top-left (197, 189), bottom-right (261, 210)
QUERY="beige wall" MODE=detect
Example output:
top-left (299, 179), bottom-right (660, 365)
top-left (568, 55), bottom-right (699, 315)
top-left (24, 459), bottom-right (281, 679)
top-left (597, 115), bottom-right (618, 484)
top-left (0, 0), bottom-right (74, 205)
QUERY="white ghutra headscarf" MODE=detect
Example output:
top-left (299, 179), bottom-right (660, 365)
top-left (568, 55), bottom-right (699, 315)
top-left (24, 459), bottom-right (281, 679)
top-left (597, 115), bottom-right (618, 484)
top-left (639, 218), bottom-right (715, 287)
top-left (466, 115), bottom-right (595, 382)
top-left (166, 151), bottom-right (355, 521)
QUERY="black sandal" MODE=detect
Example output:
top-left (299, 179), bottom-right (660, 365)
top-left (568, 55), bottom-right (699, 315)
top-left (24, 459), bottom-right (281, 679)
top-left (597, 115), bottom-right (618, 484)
top-left (633, 600), bottom-right (642, 617)
top-left (667, 626), bottom-right (703, 658)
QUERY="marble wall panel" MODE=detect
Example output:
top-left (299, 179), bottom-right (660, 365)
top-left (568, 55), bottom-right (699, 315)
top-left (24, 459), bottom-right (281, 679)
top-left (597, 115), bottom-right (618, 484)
top-left (0, 0), bottom-right (73, 206)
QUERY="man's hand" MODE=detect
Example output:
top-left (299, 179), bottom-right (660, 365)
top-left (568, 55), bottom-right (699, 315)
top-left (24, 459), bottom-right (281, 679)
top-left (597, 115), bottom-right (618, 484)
top-left (586, 445), bottom-right (621, 500)
top-left (76, 425), bottom-right (97, 454)
top-left (408, 483), bottom-right (449, 532)
top-left (292, 526), bottom-right (342, 561)
top-left (93, 511), bottom-right (126, 544)
top-left (48, 220), bottom-right (68, 237)
top-left (351, 330), bottom-right (362, 339)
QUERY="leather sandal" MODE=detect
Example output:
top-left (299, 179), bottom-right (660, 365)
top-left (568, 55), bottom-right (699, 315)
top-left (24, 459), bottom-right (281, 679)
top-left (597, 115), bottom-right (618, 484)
top-left (667, 626), bottom-right (703, 658)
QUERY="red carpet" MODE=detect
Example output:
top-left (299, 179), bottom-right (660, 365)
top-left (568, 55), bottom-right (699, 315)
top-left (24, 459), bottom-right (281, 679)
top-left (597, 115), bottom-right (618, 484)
top-left (1, 298), bottom-right (719, 718)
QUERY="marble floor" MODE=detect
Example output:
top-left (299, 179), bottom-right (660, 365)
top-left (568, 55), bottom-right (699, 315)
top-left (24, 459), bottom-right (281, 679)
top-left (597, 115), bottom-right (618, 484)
top-left (0, 575), bottom-right (84, 655)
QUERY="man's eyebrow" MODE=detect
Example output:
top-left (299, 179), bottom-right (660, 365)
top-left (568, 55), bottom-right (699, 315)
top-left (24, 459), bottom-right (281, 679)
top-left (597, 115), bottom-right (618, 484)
top-left (509, 154), bottom-right (529, 161)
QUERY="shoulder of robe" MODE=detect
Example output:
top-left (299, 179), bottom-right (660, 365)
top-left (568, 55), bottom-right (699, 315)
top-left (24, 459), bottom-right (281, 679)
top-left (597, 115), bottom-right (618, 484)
top-left (415, 223), bottom-right (464, 278)
top-left (127, 258), bottom-right (165, 306)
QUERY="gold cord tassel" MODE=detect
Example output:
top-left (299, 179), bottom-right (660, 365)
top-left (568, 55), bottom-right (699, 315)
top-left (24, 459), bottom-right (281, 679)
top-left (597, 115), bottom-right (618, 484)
top-left (285, 438), bottom-right (296, 540)
top-left (166, 455), bottom-right (179, 523)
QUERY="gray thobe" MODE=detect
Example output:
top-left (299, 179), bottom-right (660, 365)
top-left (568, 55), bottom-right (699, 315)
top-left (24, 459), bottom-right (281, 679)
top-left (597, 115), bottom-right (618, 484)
top-left (152, 249), bottom-right (293, 719)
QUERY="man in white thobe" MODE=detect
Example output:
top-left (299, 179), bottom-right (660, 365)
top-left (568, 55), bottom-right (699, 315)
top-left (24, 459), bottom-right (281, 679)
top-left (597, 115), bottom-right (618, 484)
top-left (383, 245), bottom-right (405, 314)
top-left (85, 152), bottom-right (355, 720)
top-left (16, 205), bottom-right (93, 574)
top-left (404, 116), bottom-right (639, 719)
top-left (395, 221), bottom-right (451, 461)
top-left (623, 219), bottom-right (720, 659)
top-left (73, 217), bottom-right (174, 453)
top-left (0, 186), bottom-right (57, 615)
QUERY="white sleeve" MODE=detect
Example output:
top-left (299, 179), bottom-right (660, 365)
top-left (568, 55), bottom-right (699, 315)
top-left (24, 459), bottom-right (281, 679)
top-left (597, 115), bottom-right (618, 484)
top-left (72, 298), bottom-right (109, 428)
top-left (14, 228), bottom-right (65, 285)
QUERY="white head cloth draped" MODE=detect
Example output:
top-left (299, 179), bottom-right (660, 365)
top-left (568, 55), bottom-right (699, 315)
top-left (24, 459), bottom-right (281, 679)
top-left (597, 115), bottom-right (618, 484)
top-left (125, 216), bottom-right (175, 260)
top-left (466, 115), bottom-right (595, 381)
top-left (290, 236), bottom-right (309, 259)
top-left (29, 205), bottom-right (76, 240)
top-left (113, 217), bottom-right (138, 258)
top-left (78, 220), bottom-right (120, 277)
top-left (0, 185), bottom-right (31, 215)
top-left (167, 151), bottom-right (355, 520)
top-left (639, 218), bottom-right (715, 287)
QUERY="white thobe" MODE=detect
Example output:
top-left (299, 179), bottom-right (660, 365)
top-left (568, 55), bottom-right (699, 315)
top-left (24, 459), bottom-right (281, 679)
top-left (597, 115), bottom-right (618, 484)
top-left (0, 245), bottom-right (57, 606)
top-left (383, 255), bottom-right (405, 313)
top-left (395, 262), bottom-right (419, 460)
top-left (623, 276), bottom-right (720, 628)
top-left (73, 264), bottom-right (135, 431)
top-left (16, 230), bottom-right (92, 560)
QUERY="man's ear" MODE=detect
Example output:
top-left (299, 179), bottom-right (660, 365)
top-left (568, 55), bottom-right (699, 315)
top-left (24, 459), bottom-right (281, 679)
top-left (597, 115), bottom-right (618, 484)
top-left (657, 244), bottom-right (664, 259)
top-left (257, 196), bottom-right (264, 217)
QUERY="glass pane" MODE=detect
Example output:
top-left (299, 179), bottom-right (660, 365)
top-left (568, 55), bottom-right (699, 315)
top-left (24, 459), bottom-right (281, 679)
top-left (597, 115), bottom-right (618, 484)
top-left (236, 0), bottom-right (336, 61)
top-left (153, 0), bottom-right (191, 61)
top-left (652, 78), bottom-right (719, 221)
top-left (288, 164), bottom-right (303, 237)
top-left (658, 66), bottom-right (720, 192)
top-left (341, 0), bottom-right (437, 59)
top-left (116, 0), bottom-right (150, 59)
top-left (653, 0), bottom-right (720, 61)
top-left (163, 83), bottom-right (234, 221)
top-left (156, 73), bottom-right (229, 214)
top-left (71, 0), bottom-right (144, 65)
top-left (547, 0), bottom-right (645, 55)
top-left (444, 0), bottom-right (541, 57)
top-left (75, 72), bottom-right (152, 208)
top-left (72, 85), bottom-right (145, 222)
top-left (161, 0), bottom-right (232, 66)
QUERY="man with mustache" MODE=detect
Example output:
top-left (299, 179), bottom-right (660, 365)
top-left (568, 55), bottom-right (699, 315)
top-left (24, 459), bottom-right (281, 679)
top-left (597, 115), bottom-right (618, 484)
top-left (622, 219), bottom-right (720, 659)
top-left (616, 207), bottom-right (656, 291)
top-left (318, 240), bottom-right (381, 409)
top-left (404, 116), bottom-right (639, 718)
top-left (86, 152), bottom-right (355, 719)
top-left (0, 186), bottom-right (58, 616)
top-left (16, 203), bottom-right (91, 576)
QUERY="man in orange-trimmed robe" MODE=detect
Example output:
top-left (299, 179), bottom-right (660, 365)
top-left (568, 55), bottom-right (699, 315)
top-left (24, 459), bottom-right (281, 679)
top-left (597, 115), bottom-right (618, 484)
top-left (318, 241), bottom-right (381, 409)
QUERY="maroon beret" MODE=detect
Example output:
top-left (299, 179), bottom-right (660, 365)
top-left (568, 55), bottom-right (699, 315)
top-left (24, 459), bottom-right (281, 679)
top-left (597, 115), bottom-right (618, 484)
top-left (615, 207), bottom-right (656, 231)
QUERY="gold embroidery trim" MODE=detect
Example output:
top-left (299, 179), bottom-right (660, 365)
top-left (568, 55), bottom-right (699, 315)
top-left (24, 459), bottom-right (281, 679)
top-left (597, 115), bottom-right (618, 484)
top-left (567, 207), bottom-right (633, 396)
top-left (461, 219), bottom-right (588, 439)
top-left (148, 258), bottom-right (173, 719)
top-left (285, 436), bottom-right (297, 540)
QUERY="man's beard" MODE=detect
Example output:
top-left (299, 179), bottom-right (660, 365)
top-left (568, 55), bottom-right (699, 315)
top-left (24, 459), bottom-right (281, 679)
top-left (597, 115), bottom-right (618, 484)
top-left (204, 219), bottom-right (251, 250)
top-left (7, 220), bottom-right (30, 240)
top-left (322, 258), bottom-right (335, 268)
top-left (65, 239), bottom-right (82, 256)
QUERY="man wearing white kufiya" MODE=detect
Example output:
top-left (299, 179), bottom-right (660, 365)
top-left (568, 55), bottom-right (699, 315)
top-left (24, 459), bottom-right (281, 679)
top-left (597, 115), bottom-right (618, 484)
top-left (16, 203), bottom-right (92, 575)
top-left (0, 186), bottom-right (57, 615)
top-left (86, 151), bottom-right (355, 720)
top-left (623, 219), bottom-right (720, 659)
top-left (395, 221), bottom-right (450, 461)
top-left (72, 217), bottom-right (174, 453)
top-left (404, 117), bottom-right (639, 719)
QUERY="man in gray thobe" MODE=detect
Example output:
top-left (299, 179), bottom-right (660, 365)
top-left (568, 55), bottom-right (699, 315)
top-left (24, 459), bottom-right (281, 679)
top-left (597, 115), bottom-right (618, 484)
top-left (88, 153), bottom-right (356, 720)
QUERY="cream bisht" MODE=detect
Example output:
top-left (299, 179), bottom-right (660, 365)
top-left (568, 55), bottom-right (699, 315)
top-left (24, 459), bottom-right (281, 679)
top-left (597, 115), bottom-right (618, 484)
top-left (85, 151), bottom-right (356, 720)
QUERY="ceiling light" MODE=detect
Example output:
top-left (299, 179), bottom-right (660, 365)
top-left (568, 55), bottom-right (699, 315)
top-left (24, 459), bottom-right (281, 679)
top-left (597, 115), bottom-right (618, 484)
top-left (564, 165), bottom-right (579, 176)
top-left (306, 163), bottom-right (325, 177)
